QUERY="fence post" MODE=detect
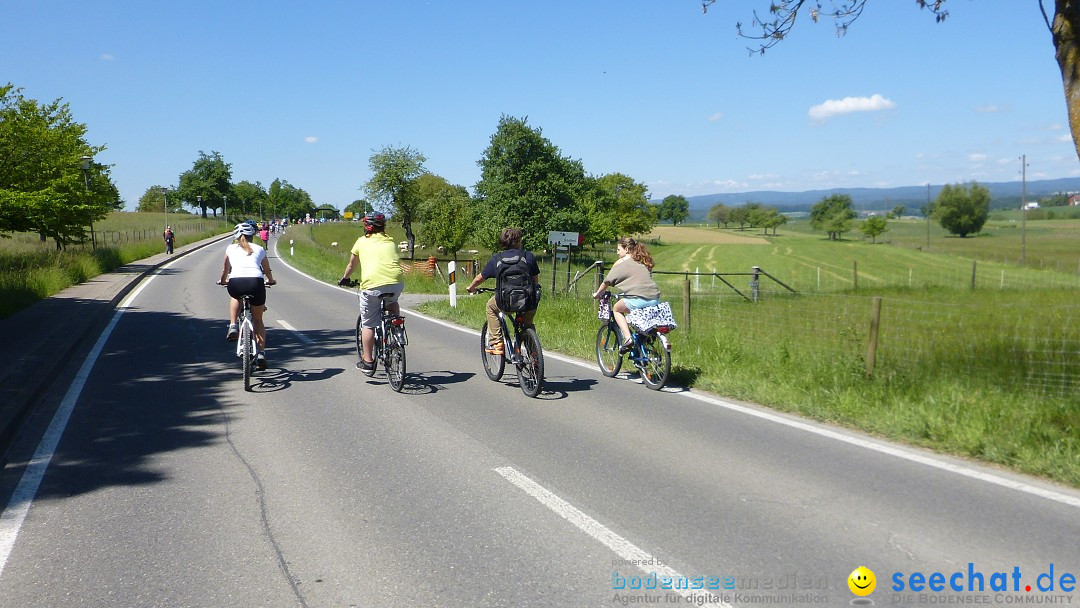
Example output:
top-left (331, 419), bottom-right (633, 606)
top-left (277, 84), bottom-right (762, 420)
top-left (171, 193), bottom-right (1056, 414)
top-left (594, 261), bottom-right (605, 310)
top-left (853, 260), bottom-right (858, 289)
top-left (971, 260), bottom-right (977, 289)
top-left (866, 296), bottom-right (882, 377)
top-left (682, 279), bottom-right (691, 332)
top-left (750, 266), bottom-right (761, 303)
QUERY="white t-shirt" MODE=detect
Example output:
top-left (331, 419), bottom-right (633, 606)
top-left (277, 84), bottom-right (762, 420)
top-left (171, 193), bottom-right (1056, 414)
top-left (225, 243), bottom-right (267, 279)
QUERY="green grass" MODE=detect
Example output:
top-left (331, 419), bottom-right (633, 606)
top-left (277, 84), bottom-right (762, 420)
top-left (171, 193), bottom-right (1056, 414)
top-left (0, 212), bottom-right (224, 318)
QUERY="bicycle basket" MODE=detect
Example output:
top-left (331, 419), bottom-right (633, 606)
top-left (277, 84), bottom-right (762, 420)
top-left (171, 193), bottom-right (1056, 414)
top-left (597, 293), bottom-right (611, 321)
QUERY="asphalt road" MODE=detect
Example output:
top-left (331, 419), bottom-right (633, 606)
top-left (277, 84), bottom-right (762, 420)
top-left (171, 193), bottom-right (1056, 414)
top-left (0, 239), bottom-right (1077, 608)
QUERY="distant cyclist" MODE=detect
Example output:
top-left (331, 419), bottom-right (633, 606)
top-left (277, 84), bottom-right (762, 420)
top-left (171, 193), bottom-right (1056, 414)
top-left (338, 212), bottom-right (405, 373)
top-left (219, 222), bottom-right (276, 370)
top-left (466, 227), bottom-right (541, 356)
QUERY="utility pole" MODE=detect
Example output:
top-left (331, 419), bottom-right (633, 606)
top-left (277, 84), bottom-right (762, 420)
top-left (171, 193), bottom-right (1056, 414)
top-left (1020, 154), bottom-right (1028, 265)
top-left (926, 183), bottom-right (931, 250)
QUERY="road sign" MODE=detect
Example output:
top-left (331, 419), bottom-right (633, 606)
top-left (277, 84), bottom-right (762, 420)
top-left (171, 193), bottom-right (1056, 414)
top-left (547, 231), bottom-right (581, 246)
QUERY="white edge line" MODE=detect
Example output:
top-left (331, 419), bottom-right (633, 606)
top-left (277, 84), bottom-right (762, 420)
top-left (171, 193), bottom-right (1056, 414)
top-left (278, 246), bottom-right (1080, 510)
top-left (0, 263), bottom-right (175, 578)
top-left (495, 466), bottom-right (731, 605)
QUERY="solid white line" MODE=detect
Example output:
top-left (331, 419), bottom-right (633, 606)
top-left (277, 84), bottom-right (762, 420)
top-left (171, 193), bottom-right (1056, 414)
top-left (276, 320), bottom-right (312, 344)
top-left (0, 263), bottom-right (172, 579)
top-left (495, 467), bottom-right (729, 604)
top-left (280, 248), bottom-right (1080, 510)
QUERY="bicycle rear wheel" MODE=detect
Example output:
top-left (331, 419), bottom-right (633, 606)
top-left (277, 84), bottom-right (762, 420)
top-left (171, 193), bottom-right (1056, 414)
top-left (595, 324), bottom-right (623, 378)
top-left (241, 321), bottom-right (254, 392)
top-left (517, 328), bottom-right (544, 398)
top-left (385, 336), bottom-right (406, 392)
top-left (638, 334), bottom-right (671, 391)
top-left (480, 323), bottom-right (504, 381)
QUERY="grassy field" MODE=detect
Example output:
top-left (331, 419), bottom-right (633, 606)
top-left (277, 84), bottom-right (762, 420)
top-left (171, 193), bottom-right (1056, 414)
top-left (0, 212), bottom-right (225, 318)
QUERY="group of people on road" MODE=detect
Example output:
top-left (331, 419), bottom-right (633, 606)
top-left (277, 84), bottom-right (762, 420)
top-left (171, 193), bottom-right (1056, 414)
top-left (215, 212), bottom-right (661, 383)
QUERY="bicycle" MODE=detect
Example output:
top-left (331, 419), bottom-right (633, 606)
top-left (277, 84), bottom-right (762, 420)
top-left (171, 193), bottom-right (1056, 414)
top-left (218, 284), bottom-right (265, 392)
top-left (595, 291), bottom-right (673, 391)
top-left (344, 280), bottom-right (408, 392)
top-left (472, 287), bottom-right (544, 398)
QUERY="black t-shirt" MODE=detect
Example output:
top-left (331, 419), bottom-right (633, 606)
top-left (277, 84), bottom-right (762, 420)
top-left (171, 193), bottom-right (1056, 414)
top-left (481, 249), bottom-right (540, 279)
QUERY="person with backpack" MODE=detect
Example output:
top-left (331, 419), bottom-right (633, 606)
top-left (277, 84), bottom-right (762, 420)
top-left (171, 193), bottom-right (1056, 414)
top-left (592, 236), bottom-right (660, 353)
top-left (466, 227), bottom-right (541, 356)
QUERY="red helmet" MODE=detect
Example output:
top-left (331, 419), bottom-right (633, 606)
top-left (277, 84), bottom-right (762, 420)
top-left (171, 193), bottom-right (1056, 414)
top-left (363, 212), bottom-right (386, 233)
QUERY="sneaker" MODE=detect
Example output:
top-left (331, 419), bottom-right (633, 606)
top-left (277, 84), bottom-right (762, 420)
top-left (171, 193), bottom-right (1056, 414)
top-left (619, 340), bottom-right (634, 354)
top-left (357, 359), bottom-right (376, 377)
top-left (256, 352), bottom-right (267, 371)
top-left (485, 341), bottom-right (504, 356)
top-left (226, 324), bottom-right (238, 341)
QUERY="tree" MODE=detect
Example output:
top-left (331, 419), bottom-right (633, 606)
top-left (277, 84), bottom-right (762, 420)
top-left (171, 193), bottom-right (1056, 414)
top-left (474, 115), bottom-right (590, 250)
top-left (658, 194), bottom-right (690, 226)
top-left (344, 198), bottom-right (373, 218)
top-left (934, 182), bottom-right (989, 237)
top-left (729, 204), bottom-right (750, 229)
top-left (176, 151), bottom-right (232, 219)
top-left (888, 204), bottom-right (907, 219)
top-left (707, 2), bottom-right (1080, 173)
top-left (580, 173), bottom-right (656, 244)
top-left (861, 215), bottom-right (889, 243)
top-left (707, 202), bottom-right (731, 228)
top-left (810, 194), bottom-right (857, 240)
top-left (365, 145), bottom-right (427, 258)
top-left (419, 187), bottom-right (475, 260)
top-left (136, 185), bottom-right (183, 213)
top-left (232, 180), bottom-right (267, 218)
top-left (0, 84), bottom-right (121, 248)
top-left (761, 207), bottom-right (788, 235)
top-left (267, 178), bottom-right (314, 221)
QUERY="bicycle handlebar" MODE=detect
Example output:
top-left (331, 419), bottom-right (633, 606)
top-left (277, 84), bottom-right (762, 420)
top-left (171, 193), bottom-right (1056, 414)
top-left (470, 287), bottom-right (495, 294)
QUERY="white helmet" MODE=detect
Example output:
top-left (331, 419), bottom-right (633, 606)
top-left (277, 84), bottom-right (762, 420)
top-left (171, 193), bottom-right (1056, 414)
top-left (233, 222), bottom-right (255, 239)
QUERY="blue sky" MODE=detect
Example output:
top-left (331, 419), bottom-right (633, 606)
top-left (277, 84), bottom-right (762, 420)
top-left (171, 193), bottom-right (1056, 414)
top-left (3, 1), bottom-right (1073, 211)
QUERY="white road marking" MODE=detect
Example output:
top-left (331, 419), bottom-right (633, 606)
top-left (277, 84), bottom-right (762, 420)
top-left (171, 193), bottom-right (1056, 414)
top-left (0, 263), bottom-right (171, 578)
top-left (277, 320), bottom-right (312, 344)
top-left (495, 466), bottom-right (728, 604)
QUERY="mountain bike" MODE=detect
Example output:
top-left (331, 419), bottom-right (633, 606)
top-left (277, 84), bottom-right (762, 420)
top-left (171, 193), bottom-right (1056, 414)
top-left (219, 283), bottom-right (267, 392)
top-left (344, 281), bottom-right (408, 392)
top-left (472, 287), bottom-right (544, 398)
top-left (595, 291), bottom-right (672, 391)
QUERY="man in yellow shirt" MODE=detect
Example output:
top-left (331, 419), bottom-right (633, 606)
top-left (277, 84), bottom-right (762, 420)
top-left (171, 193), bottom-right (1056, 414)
top-left (339, 212), bottom-right (405, 374)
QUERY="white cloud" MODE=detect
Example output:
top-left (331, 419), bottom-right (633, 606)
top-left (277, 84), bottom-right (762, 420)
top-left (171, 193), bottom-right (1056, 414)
top-left (968, 153), bottom-right (988, 162)
top-left (975, 104), bottom-right (1006, 113)
top-left (304, 136), bottom-right (318, 143)
top-left (747, 173), bottom-right (779, 181)
top-left (1058, 133), bottom-right (1072, 143)
top-left (707, 112), bottom-right (723, 122)
top-left (100, 53), bottom-right (115, 61)
top-left (808, 94), bottom-right (895, 122)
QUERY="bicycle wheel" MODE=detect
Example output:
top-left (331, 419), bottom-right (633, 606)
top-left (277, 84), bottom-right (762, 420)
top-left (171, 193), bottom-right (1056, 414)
top-left (480, 323), bottom-right (504, 381)
top-left (385, 337), bottom-right (406, 392)
top-left (516, 327), bottom-right (544, 398)
top-left (595, 324), bottom-right (623, 378)
top-left (354, 314), bottom-right (363, 360)
top-left (638, 334), bottom-right (671, 391)
top-left (241, 321), bottom-right (254, 392)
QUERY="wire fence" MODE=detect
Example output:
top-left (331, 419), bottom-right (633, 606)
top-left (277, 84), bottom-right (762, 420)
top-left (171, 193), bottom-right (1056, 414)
top-left (647, 269), bottom-right (1080, 398)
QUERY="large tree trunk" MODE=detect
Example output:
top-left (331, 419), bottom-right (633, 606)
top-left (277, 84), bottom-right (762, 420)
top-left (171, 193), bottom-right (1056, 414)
top-left (1052, 2), bottom-right (1080, 166)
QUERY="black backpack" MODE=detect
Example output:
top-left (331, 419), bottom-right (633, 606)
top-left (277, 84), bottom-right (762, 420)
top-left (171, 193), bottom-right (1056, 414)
top-left (495, 249), bottom-right (539, 312)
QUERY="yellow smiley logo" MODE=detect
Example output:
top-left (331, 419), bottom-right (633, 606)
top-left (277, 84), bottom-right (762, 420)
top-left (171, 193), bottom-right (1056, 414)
top-left (848, 566), bottom-right (876, 596)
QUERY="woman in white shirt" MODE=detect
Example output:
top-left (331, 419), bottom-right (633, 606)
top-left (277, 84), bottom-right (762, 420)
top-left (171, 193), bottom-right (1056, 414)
top-left (218, 222), bottom-right (276, 369)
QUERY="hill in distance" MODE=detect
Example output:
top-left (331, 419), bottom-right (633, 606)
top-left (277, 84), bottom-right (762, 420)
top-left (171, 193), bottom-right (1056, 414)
top-left (672, 177), bottom-right (1080, 216)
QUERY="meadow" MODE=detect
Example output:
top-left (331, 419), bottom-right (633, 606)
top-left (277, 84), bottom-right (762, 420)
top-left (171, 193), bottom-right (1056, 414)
top-left (0, 212), bottom-right (226, 318)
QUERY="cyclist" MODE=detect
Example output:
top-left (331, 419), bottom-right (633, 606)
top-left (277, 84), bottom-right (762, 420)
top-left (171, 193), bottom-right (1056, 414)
top-left (592, 236), bottom-right (660, 352)
top-left (219, 222), bottom-right (276, 370)
top-left (465, 227), bottom-right (541, 356)
top-left (338, 212), bottom-right (405, 374)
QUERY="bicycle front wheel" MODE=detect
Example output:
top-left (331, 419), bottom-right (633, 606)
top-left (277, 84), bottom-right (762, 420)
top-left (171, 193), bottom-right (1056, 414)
top-left (638, 334), bottom-right (671, 391)
top-left (480, 323), bottom-right (504, 381)
top-left (385, 338), bottom-right (406, 392)
top-left (595, 324), bottom-right (623, 378)
top-left (517, 328), bottom-right (544, 398)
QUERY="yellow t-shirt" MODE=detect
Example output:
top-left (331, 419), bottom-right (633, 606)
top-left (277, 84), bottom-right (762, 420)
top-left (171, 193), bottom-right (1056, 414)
top-left (349, 232), bottom-right (404, 289)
